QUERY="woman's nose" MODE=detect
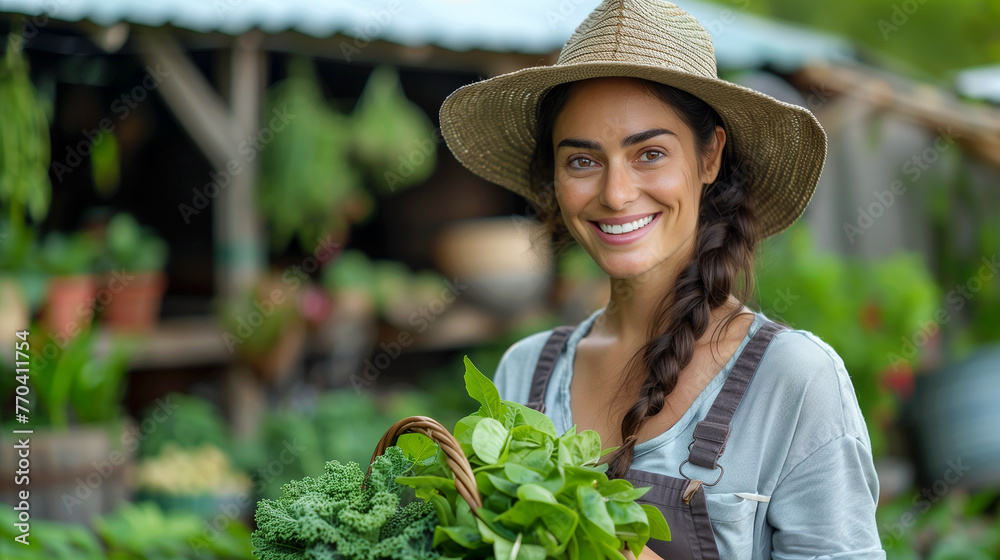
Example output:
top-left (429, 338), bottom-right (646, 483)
top-left (599, 161), bottom-right (639, 211)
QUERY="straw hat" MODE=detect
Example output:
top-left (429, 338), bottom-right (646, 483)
top-left (439, 0), bottom-right (828, 238)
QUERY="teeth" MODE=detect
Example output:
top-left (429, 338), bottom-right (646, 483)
top-left (598, 215), bottom-right (654, 235)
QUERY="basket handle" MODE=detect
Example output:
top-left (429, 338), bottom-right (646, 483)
top-left (366, 415), bottom-right (484, 512)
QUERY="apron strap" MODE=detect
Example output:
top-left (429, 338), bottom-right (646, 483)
top-left (526, 325), bottom-right (576, 413)
top-left (686, 320), bottom-right (786, 470)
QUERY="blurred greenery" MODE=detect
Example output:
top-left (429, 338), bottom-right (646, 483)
top-left (258, 59), bottom-right (435, 253)
top-left (101, 212), bottom-right (169, 273)
top-left (0, 34), bottom-right (52, 232)
top-left (704, 0), bottom-right (1000, 81)
top-left (0, 324), bottom-right (139, 428)
top-left (878, 488), bottom-right (999, 559)
top-left (0, 500), bottom-right (254, 560)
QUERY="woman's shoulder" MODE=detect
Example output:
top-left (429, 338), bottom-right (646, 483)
top-left (750, 317), bottom-right (873, 449)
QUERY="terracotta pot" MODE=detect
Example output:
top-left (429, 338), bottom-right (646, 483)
top-left (100, 270), bottom-right (167, 333)
top-left (41, 274), bottom-right (98, 337)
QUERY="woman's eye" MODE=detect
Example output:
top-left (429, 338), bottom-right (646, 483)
top-left (638, 150), bottom-right (663, 162)
top-left (570, 157), bottom-right (596, 169)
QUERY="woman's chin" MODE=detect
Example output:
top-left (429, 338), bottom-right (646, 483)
top-left (597, 258), bottom-right (657, 280)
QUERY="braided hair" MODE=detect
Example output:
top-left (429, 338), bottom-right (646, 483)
top-left (527, 78), bottom-right (760, 479)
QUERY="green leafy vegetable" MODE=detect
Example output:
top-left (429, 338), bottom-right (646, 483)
top-left (250, 446), bottom-right (438, 560)
top-left (397, 356), bottom-right (671, 560)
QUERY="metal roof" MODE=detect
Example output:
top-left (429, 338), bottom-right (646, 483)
top-left (0, 0), bottom-right (854, 69)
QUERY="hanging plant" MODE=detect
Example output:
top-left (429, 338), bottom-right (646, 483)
top-left (351, 65), bottom-right (437, 194)
top-left (258, 57), bottom-right (367, 253)
top-left (0, 33), bottom-right (51, 233)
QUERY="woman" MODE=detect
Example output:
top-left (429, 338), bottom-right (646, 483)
top-left (439, 1), bottom-right (884, 558)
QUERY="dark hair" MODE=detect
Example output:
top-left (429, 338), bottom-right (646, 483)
top-left (527, 77), bottom-right (760, 479)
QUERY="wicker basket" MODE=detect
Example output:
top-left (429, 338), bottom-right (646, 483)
top-left (365, 415), bottom-right (483, 512)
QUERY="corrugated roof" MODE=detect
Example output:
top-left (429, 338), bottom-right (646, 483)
top-left (1, 0), bottom-right (854, 69)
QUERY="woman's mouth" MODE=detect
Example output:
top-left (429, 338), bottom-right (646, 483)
top-left (588, 212), bottom-right (661, 245)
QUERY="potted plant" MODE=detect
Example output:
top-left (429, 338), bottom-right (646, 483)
top-left (0, 323), bottom-right (138, 523)
top-left (38, 229), bottom-right (103, 337)
top-left (215, 272), bottom-right (307, 384)
top-left (98, 212), bottom-right (169, 332)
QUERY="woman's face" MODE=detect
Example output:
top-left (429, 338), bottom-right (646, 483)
top-left (552, 77), bottom-right (725, 279)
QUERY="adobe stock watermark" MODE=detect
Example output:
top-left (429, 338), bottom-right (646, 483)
top-left (61, 396), bottom-right (181, 514)
top-left (178, 105), bottom-right (295, 224)
top-left (188, 438), bottom-right (306, 558)
top-left (221, 235), bottom-right (341, 353)
top-left (844, 127), bottom-right (960, 244)
top-left (350, 277), bottom-right (468, 393)
top-left (878, 0), bottom-right (930, 41)
top-left (886, 253), bottom-right (998, 372)
top-left (339, 1), bottom-right (404, 63)
top-left (880, 457), bottom-right (971, 549)
top-left (51, 65), bottom-right (171, 184)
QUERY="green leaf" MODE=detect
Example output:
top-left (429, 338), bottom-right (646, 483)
top-left (472, 417), bottom-right (509, 464)
top-left (434, 525), bottom-right (482, 549)
top-left (641, 504), bottom-right (671, 541)
top-left (504, 463), bottom-right (544, 485)
top-left (503, 400), bottom-right (558, 437)
top-left (495, 500), bottom-right (579, 544)
top-left (606, 486), bottom-right (651, 503)
top-left (482, 472), bottom-right (521, 497)
top-left (396, 432), bottom-right (438, 462)
top-left (577, 485), bottom-right (616, 538)
top-left (516, 483), bottom-right (558, 504)
top-left (464, 355), bottom-right (506, 420)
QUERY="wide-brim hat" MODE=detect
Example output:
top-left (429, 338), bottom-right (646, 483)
top-left (439, 0), bottom-right (828, 238)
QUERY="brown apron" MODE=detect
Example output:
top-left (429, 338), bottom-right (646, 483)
top-left (526, 320), bottom-right (786, 559)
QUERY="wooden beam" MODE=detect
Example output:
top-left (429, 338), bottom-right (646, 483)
top-left (134, 30), bottom-right (240, 169)
top-left (797, 64), bottom-right (1000, 169)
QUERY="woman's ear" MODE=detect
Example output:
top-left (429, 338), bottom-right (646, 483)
top-left (700, 125), bottom-right (727, 185)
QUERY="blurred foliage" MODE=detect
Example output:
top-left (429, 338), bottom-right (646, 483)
top-left (755, 224), bottom-right (940, 457)
top-left (322, 248), bottom-right (447, 326)
top-left (0, 33), bottom-right (52, 233)
top-left (90, 130), bottom-right (121, 197)
top-left (0, 500), bottom-right (254, 560)
top-left (259, 59), bottom-right (435, 253)
top-left (39, 229), bottom-right (102, 276)
top-left (705, 0), bottom-right (1000, 80)
top-left (1, 324), bottom-right (138, 428)
top-left (924, 157), bottom-right (1000, 354)
top-left (101, 212), bottom-right (168, 273)
top-left (137, 393), bottom-right (231, 458)
top-left (242, 389), bottom-right (451, 500)
top-left (351, 65), bottom-right (438, 193)
top-left (878, 488), bottom-right (999, 559)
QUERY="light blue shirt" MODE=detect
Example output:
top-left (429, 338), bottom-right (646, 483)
top-left (493, 307), bottom-right (886, 560)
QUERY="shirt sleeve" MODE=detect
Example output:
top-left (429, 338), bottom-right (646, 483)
top-left (767, 434), bottom-right (885, 559)
top-left (760, 331), bottom-right (887, 560)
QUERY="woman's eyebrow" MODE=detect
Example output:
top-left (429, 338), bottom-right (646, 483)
top-left (556, 128), bottom-right (676, 151)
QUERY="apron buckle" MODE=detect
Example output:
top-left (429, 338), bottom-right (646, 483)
top-left (678, 458), bottom-right (724, 487)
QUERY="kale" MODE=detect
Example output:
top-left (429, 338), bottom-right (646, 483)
top-left (251, 446), bottom-right (439, 560)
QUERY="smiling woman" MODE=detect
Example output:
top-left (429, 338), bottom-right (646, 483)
top-left (438, 0), bottom-right (884, 559)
